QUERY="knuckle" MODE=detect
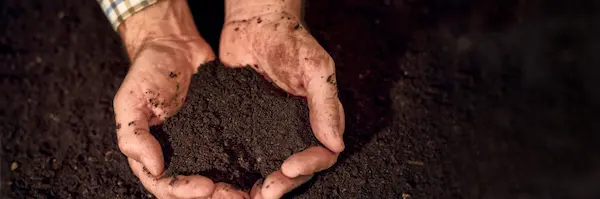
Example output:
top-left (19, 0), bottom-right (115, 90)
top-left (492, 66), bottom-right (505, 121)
top-left (117, 136), bottom-right (134, 154)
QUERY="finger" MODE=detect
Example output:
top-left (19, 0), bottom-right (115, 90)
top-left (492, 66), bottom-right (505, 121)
top-left (129, 159), bottom-right (169, 198)
top-left (211, 182), bottom-right (250, 199)
top-left (115, 94), bottom-right (164, 176)
top-left (171, 176), bottom-right (215, 199)
top-left (128, 158), bottom-right (173, 198)
top-left (129, 158), bottom-right (215, 199)
top-left (261, 170), bottom-right (313, 199)
top-left (281, 146), bottom-right (338, 178)
top-left (305, 70), bottom-right (345, 153)
top-left (250, 179), bottom-right (264, 199)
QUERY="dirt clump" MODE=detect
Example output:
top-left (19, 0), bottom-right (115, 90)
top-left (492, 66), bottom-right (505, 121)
top-left (160, 61), bottom-right (319, 190)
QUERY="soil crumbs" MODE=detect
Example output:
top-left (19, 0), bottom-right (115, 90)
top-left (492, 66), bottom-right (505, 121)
top-left (2, 0), bottom-right (600, 199)
top-left (161, 61), bottom-right (319, 190)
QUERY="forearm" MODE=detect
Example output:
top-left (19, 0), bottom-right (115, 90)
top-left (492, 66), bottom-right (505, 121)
top-left (225, 0), bottom-right (303, 21)
top-left (117, 0), bottom-right (201, 60)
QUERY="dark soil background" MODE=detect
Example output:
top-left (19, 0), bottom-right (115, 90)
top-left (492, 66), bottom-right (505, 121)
top-left (2, 0), bottom-right (600, 198)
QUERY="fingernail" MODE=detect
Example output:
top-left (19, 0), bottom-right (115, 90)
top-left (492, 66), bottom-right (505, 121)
top-left (337, 136), bottom-right (345, 152)
top-left (254, 178), bottom-right (264, 188)
top-left (335, 132), bottom-right (344, 147)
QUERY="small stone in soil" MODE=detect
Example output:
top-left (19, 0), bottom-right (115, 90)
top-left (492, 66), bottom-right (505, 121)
top-left (10, 162), bottom-right (18, 171)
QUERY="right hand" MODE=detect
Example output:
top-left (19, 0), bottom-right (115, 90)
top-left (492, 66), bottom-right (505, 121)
top-left (113, 0), bottom-right (249, 198)
top-left (221, 0), bottom-right (344, 198)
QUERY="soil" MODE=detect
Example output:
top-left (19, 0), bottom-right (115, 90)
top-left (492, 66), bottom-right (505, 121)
top-left (160, 61), bottom-right (319, 190)
top-left (2, 0), bottom-right (600, 199)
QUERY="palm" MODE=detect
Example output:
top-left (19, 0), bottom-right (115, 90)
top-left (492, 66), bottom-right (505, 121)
top-left (116, 43), bottom-right (193, 125)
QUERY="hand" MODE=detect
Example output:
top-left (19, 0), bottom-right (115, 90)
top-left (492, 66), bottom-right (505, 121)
top-left (113, 0), bottom-right (248, 198)
top-left (220, 0), bottom-right (345, 198)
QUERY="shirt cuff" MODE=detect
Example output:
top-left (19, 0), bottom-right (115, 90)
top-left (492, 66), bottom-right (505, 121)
top-left (98, 0), bottom-right (160, 30)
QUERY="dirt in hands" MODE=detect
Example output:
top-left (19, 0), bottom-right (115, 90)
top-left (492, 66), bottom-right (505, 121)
top-left (3, 0), bottom-right (600, 199)
top-left (160, 61), bottom-right (319, 190)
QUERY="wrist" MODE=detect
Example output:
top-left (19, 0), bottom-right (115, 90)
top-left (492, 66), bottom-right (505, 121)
top-left (118, 0), bottom-right (202, 61)
top-left (225, 0), bottom-right (302, 22)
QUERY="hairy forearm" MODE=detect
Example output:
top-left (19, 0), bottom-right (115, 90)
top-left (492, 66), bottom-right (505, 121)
top-left (118, 0), bottom-right (201, 60)
top-left (225, 0), bottom-right (303, 21)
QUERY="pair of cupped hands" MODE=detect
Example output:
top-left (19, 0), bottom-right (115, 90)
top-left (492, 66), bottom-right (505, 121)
top-left (113, 0), bottom-right (344, 198)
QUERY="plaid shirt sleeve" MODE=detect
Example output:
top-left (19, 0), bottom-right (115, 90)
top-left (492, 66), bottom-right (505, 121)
top-left (98, 0), bottom-right (159, 30)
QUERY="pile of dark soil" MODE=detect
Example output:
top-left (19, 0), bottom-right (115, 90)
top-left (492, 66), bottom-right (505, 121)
top-left (160, 61), bottom-right (319, 190)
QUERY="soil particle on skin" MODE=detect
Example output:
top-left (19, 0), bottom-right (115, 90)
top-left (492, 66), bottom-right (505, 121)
top-left (161, 61), bottom-right (319, 189)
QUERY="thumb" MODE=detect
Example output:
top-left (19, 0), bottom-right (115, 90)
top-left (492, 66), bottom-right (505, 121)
top-left (114, 89), bottom-right (164, 176)
top-left (305, 68), bottom-right (345, 153)
top-left (261, 171), bottom-right (313, 199)
top-left (211, 183), bottom-right (250, 199)
top-left (129, 158), bottom-right (215, 199)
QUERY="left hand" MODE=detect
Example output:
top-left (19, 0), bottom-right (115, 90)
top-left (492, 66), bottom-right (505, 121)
top-left (220, 0), bottom-right (345, 198)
